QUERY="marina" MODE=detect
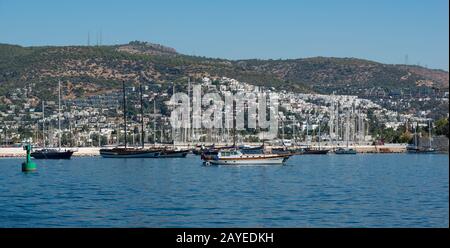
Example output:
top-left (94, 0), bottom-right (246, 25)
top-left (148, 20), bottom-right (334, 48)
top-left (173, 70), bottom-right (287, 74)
top-left (0, 0), bottom-right (447, 234)
top-left (0, 143), bottom-right (432, 158)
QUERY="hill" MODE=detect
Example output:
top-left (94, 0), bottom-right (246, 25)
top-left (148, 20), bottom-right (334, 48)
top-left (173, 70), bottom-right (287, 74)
top-left (0, 42), bottom-right (448, 103)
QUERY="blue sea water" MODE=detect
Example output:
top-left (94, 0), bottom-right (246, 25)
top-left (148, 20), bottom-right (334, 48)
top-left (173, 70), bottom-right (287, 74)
top-left (0, 154), bottom-right (448, 227)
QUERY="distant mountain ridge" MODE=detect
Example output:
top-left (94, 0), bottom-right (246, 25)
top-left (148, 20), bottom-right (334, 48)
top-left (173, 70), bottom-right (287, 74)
top-left (115, 40), bottom-right (178, 56)
top-left (0, 41), bottom-right (448, 100)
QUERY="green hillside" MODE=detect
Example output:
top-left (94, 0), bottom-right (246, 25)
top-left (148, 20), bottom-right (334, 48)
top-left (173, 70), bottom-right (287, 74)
top-left (0, 42), bottom-right (448, 101)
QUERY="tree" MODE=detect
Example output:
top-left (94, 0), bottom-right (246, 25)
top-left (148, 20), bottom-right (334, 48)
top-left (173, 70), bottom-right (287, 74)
top-left (398, 131), bottom-right (412, 144)
top-left (435, 117), bottom-right (449, 138)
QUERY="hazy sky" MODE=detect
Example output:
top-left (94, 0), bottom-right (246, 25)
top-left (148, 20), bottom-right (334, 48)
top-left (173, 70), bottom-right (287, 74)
top-left (0, 0), bottom-right (448, 70)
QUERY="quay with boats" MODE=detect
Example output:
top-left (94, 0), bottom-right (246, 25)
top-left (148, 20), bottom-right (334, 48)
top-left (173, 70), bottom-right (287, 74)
top-left (2, 79), bottom-right (445, 162)
top-left (1, 142), bottom-right (444, 158)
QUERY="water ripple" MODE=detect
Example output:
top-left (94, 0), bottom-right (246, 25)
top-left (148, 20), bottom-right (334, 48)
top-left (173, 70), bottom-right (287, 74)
top-left (0, 154), bottom-right (448, 227)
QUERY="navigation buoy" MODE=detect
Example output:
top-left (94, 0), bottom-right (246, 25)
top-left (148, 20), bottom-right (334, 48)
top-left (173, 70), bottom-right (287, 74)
top-left (22, 144), bottom-right (37, 172)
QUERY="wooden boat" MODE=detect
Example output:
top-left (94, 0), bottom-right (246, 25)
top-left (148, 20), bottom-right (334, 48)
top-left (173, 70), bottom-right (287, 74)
top-left (406, 120), bottom-right (437, 154)
top-left (158, 148), bottom-right (190, 158)
top-left (100, 83), bottom-right (188, 159)
top-left (300, 147), bottom-right (330, 155)
top-left (271, 147), bottom-right (292, 155)
top-left (99, 147), bottom-right (189, 158)
top-left (100, 147), bottom-right (161, 158)
top-left (31, 148), bottom-right (74, 159)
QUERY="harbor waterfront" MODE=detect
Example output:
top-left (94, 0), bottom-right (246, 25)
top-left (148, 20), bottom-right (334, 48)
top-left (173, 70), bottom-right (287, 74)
top-left (0, 144), bottom-right (411, 157)
top-left (0, 154), bottom-right (448, 227)
top-left (0, 0), bottom-right (448, 236)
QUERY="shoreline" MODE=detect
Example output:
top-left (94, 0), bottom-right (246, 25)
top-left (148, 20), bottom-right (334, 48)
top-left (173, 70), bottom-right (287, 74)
top-left (0, 147), bottom-right (101, 158)
top-left (0, 144), bottom-right (413, 158)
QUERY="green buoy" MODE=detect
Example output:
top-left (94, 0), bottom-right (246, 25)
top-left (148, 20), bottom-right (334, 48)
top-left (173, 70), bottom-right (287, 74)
top-left (22, 144), bottom-right (37, 172)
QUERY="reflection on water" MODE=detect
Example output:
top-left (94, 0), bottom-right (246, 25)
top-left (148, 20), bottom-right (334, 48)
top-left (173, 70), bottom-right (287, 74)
top-left (0, 154), bottom-right (448, 227)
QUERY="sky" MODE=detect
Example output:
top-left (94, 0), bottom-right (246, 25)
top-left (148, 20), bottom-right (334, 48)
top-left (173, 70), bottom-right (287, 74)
top-left (0, 0), bottom-right (448, 70)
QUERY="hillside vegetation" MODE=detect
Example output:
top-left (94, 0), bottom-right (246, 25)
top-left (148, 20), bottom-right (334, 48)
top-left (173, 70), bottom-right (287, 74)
top-left (0, 42), bottom-right (448, 100)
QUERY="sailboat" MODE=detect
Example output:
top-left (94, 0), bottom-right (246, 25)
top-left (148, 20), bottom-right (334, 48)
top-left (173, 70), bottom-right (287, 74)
top-left (100, 82), bottom-right (188, 158)
top-left (406, 120), bottom-right (437, 154)
top-left (100, 82), bottom-right (161, 158)
top-left (335, 111), bottom-right (357, 154)
top-left (301, 120), bottom-right (329, 155)
top-left (31, 81), bottom-right (74, 159)
top-left (157, 82), bottom-right (189, 158)
top-left (424, 120), bottom-right (437, 153)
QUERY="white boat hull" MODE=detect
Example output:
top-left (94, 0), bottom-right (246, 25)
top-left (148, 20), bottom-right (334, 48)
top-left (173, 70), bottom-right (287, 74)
top-left (206, 156), bottom-right (288, 165)
top-left (202, 149), bottom-right (290, 165)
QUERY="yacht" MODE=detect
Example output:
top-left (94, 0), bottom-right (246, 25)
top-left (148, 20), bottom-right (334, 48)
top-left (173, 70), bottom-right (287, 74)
top-left (31, 148), bottom-right (74, 159)
top-left (300, 147), bottom-right (330, 155)
top-left (334, 111), bottom-right (357, 155)
top-left (203, 149), bottom-right (290, 165)
top-left (300, 119), bottom-right (329, 155)
top-left (335, 147), bottom-right (357, 155)
top-left (31, 81), bottom-right (75, 159)
top-left (407, 120), bottom-right (437, 154)
top-left (99, 147), bottom-right (161, 158)
top-left (100, 83), bottom-right (188, 158)
top-left (158, 148), bottom-right (189, 158)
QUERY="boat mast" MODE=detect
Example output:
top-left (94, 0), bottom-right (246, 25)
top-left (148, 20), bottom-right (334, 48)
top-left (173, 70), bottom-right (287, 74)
top-left (428, 119), bottom-right (432, 148)
top-left (414, 122), bottom-right (417, 148)
top-left (172, 82), bottom-right (176, 148)
top-left (292, 118), bottom-right (296, 146)
top-left (329, 97), bottom-right (334, 149)
top-left (58, 80), bottom-right (61, 150)
top-left (336, 101), bottom-right (339, 143)
top-left (346, 111), bottom-right (350, 148)
top-left (318, 119), bottom-right (321, 150)
top-left (140, 84), bottom-right (145, 149)
top-left (233, 102), bottom-right (237, 147)
top-left (187, 77), bottom-right (190, 144)
top-left (153, 99), bottom-right (156, 146)
top-left (42, 101), bottom-right (45, 148)
top-left (97, 118), bottom-right (101, 147)
top-left (306, 115), bottom-right (309, 146)
top-left (122, 81), bottom-right (127, 149)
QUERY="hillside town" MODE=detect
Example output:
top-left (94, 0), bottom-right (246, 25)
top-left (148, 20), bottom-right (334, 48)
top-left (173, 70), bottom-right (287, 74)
top-left (1, 76), bottom-right (448, 150)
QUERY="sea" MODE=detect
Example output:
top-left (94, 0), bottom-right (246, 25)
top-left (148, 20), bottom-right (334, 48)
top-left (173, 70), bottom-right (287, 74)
top-left (0, 153), bottom-right (448, 227)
